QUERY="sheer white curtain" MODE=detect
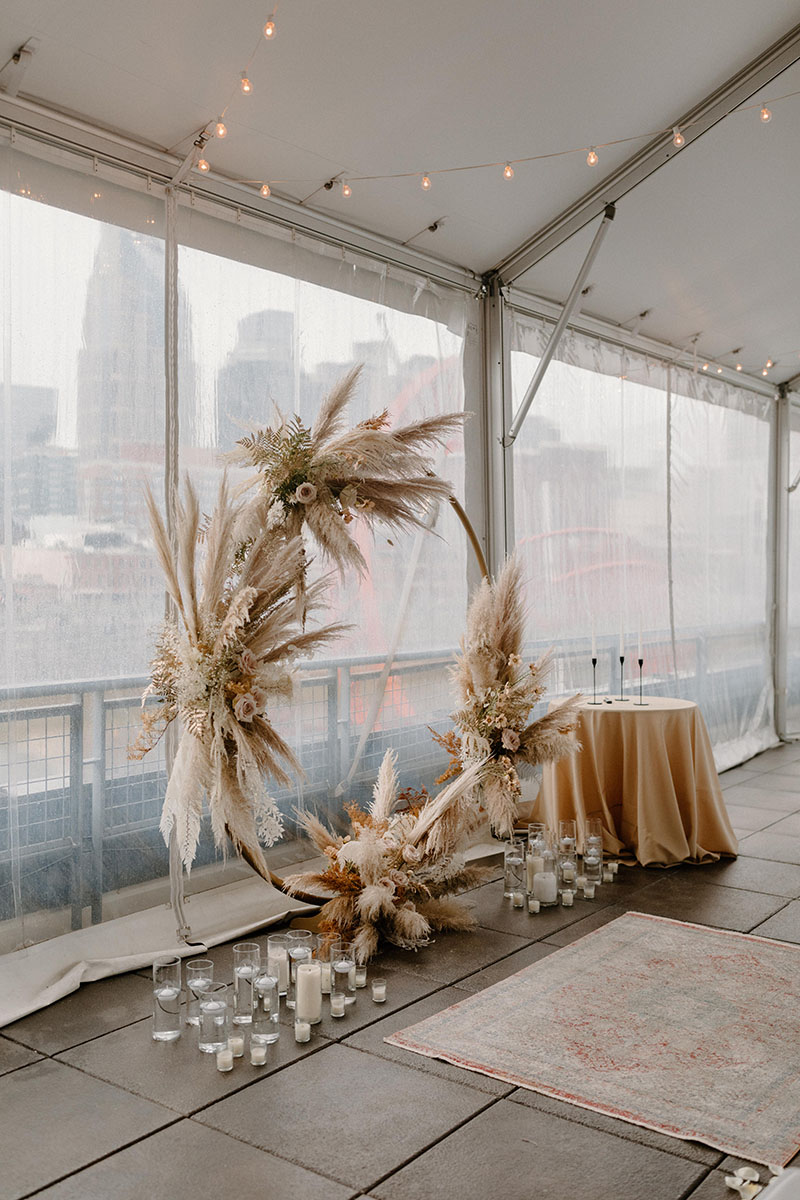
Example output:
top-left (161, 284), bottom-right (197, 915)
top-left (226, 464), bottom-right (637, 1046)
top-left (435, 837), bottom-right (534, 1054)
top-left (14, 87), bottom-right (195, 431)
top-left (0, 131), bottom-right (480, 987)
top-left (509, 307), bottom-right (775, 769)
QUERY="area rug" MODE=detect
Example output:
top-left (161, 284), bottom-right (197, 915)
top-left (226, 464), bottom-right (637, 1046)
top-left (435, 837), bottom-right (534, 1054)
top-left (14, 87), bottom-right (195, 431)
top-left (385, 912), bottom-right (800, 1168)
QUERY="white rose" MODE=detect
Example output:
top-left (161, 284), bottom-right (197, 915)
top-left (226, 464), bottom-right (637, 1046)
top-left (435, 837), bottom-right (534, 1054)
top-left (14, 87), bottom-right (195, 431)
top-left (294, 482), bottom-right (317, 504)
top-left (233, 692), bottom-right (257, 723)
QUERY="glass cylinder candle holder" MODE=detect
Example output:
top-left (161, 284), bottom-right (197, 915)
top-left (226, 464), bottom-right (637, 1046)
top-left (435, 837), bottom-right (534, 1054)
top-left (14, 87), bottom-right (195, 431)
top-left (252, 971), bottom-right (280, 1044)
top-left (228, 1033), bottom-right (245, 1058)
top-left (316, 936), bottom-right (340, 995)
top-left (330, 992), bottom-right (346, 1018)
top-left (232, 941), bottom-right (261, 1025)
top-left (371, 978), bottom-right (387, 1003)
top-left (558, 851), bottom-right (577, 896)
top-left (354, 962), bottom-right (368, 988)
top-left (332, 941), bottom-right (356, 1006)
top-left (530, 846), bottom-right (558, 907)
top-left (504, 839), bottom-right (526, 898)
top-left (558, 818), bottom-right (577, 856)
top-left (152, 956), bottom-right (182, 1041)
top-left (267, 934), bottom-right (290, 996)
top-left (216, 1047), bottom-right (234, 1072)
top-left (294, 960), bottom-right (323, 1025)
top-left (286, 935), bottom-right (313, 1010)
top-left (185, 959), bottom-right (214, 1027)
top-left (250, 1043), bottom-right (268, 1066)
top-left (197, 981), bottom-right (230, 1053)
top-left (294, 1019), bottom-right (311, 1043)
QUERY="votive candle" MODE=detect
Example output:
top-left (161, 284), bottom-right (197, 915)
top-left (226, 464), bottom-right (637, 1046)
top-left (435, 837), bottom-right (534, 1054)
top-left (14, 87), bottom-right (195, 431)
top-left (250, 1043), bottom-right (267, 1066)
top-left (355, 964), bottom-right (368, 988)
top-left (527, 897), bottom-right (540, 914)
top-left (602, 868), bottom-right (614, 883)
top-left (371, 979), bottom-right (387, 1003)
top-left (561, 889), bottom-right (574, 906)
top-left (512, 890), bottom-right (525, 908)
top-left (330, 993), bottom-right (346, 1018)
top-left (294, 1020), bottom-right (311, 1043)
top-left (216, 1048), bottom-right (234, 1071)
top-left (227, 1034), bottom-right (244, 1058)
top-left (584, 882), bottom-right (596, 899)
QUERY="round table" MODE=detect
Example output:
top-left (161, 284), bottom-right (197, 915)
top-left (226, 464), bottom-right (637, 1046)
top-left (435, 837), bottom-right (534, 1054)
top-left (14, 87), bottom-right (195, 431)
top-left (532, 696), bottom-right (738, 866)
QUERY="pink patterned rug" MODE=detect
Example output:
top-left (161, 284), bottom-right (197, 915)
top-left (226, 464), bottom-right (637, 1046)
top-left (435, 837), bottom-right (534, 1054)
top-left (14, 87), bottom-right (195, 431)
top-left (386, 913), bottom-right (800, 1168)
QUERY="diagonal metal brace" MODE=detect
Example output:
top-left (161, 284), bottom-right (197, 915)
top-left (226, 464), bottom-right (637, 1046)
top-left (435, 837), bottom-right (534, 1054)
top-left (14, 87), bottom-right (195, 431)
top-left (503, 203), bottom-right (615, 446)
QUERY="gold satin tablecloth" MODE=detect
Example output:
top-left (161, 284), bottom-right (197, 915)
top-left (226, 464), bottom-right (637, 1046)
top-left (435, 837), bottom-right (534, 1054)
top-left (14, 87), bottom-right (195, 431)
top-left (532, 697), bottom-right (738, 866)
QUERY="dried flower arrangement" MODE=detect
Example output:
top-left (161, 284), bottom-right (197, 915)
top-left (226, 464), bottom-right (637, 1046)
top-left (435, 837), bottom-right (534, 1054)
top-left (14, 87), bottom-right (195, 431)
top-left (442, 555), bottom-right (581, 838)
top-left (283, 751), bottom-right (490, 961)
top-left (227, 366), bottom-right (463, 595)
top-left (130, 475), bottom-right (347, 877)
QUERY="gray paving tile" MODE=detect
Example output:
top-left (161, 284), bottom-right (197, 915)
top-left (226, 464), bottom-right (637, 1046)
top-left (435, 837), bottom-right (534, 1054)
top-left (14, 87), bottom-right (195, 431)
top-left (451, 942), bottom-right (559, 991)
top-left (463, 880), bottom-right (609, 940)
top-left (763, 760), bottom-right (800, 778)
top-left (724, 804), bottom-right (787, 831)
top-left (719, 766), bottom-right (767, 788)
top-left (720, 785), bottom-right (800, 812)
top-left (737, 830), bottom-right (800, 865)
top-left (671, 856), bottom-right (800, 898)
top-left (57, 1014), bottom-right (329, 1114)
top-left (752, 742), bottom-right (800, 765)
top-left (542, 903), bottom-right (632, 946)
top-left (508, 1087), bottom-right (722, 1166)
top-left (743, 773), bottom-right (800, 796)
top-left (2, 971), bottom-right (153, 1054)
top-left (763, 813), bottom-right (800, 837)
top-left (369, 924), bottom-right (533, 985)
top-left (277, 964), bottom-right (443, 1041)
top-left (616, 876), bottom-right (786, 931)
top-left (196, 1041), bottom-right (492, 1192)
top-left (685, 1168), bottom-right (757, 1199)
top-left (342, 986), bottom-right (512, 1094)
top-left (0, 1034), bottom-right (42, 1076)
top-left (33, 1118), bottom-right (356, 1200)
top-left (749, 900), bottom-right (800, 944)
top-left (0, 1058), bottom-right (174, 1199)
top-left (371, 1097), bottom-right (706, 1200)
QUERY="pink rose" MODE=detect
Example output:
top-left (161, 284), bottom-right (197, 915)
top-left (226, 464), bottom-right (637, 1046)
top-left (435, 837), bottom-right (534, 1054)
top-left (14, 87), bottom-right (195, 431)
top-left (501, 728), bottom-right (521, 752)
top-left (233, 692), bottom-right (257, 723)
top-left (250, 686), bottom-right (267, 713)
top-left (239, 648), bottom-right (257, 675)
top-left (294, 482), bottom-right (317, 504)
top-left (401, 844), bottom-right (422, 864)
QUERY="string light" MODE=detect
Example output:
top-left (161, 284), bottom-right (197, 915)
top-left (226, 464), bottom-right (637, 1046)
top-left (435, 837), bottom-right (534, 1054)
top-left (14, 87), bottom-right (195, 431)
top-left (760, 106), bottom-right (772, 123)
top-left (736, 363), bottom-right (743, 371)
top-left (702, 362), bottom-right (709, 371)
top-left (421, 174), bottom-right (432, 190)
top-left (503, 163), bottom-right (514, 179)
top-left (240, 73), bottom-right (252, 94)
top-left (215, 120), bottom-right (227, 138)
top-left (197, 157), bottom-right (210, 172)
top-left (342, 182), bottom-right (352, 197)
top-left (716, 366), bottom-right (723, 373)
top-left (762, 367), bottom-right (769, 376)
top-left (766, 358), bottom-right (774, 368)
top-left (264, 16), bottom-right (276, 38)
top-left (672, 126), bottom-right (685, 147)
top-left (260, 183), bottom-right (271, 197)
top-left (586, 147), bottom-right (598, 166)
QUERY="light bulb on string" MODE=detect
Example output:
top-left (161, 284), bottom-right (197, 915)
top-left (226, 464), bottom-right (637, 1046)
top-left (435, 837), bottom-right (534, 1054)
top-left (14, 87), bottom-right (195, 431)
top-left (766, 358), bottom-right (774, 368)
top-left (702, 362), bottom-right (709, 371)
top-left (762, 368), bottom-right (769, 376)
top-left (760, 106), bottom-right (772, 123)
top-left (342, 182), bottom-right (352, 197)
top-left (197, 158), bottom-right (210, 172)
top-left (672, 127), bottom-right (685, 147)
top-left (260, 183), bottom-right (271, 197)
top-left (586, 147), bottom-right (598, 166)
top-left (736, 363), bottom-right (743, 371)
top-left (421, 174), bottom-right (432, 190)
top-left (215, 120), bottom-right (227, 138)
top-left (264, 16), bottom-right (276, 38)
top-left (240, 73), bottom-right (252, 94)
top-left (716, 366), bottom-right (723, 374)
top-left (503, 163), bottom-right (514, 179)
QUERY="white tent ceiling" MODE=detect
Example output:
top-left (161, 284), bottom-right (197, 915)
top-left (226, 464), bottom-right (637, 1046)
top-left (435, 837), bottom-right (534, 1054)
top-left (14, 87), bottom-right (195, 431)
top-left (3, 0), bottom-right (799, 385)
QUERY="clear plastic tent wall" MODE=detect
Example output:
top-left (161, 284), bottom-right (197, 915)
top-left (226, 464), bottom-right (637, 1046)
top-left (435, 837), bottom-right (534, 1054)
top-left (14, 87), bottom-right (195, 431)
top-left (509, 306), bottom-right (776, 771)
top-left (0, 131), bottom-right (480, 962)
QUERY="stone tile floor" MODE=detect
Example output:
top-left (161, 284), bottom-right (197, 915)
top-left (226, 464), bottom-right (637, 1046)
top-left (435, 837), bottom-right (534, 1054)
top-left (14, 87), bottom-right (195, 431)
top-left (2, 740), bottom-right (800, 1199)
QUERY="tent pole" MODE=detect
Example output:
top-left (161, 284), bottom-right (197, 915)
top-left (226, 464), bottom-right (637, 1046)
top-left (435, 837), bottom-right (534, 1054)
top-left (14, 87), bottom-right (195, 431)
top-left (504, 204), bottom-right (615, 447)
top-left (774, 387), bottom-right (792, 739)
top-left (483, 277), bottom-right (513, 572)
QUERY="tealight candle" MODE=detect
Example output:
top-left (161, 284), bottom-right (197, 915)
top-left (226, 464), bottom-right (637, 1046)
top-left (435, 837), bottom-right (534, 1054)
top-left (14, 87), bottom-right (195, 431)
top-left (561, 889), bottom-right (574, 906)
top-left (294, 1020), bottom-right (311, 1043)
top-left (527, 897), bottom-right (540, 914)
top-left (584, 882), bottom-right (596, 899)
top-left (227, 1034), bottom-right (245, 1058)
top-left (512, 890), bottom-right (525, 908)
top-left (330, 993), bottom-right (346, 1017)
top-left (250, 1043), bottom-right (267, 1066)
top-left (216, 1048), bottom-right (234, 1071)
top-left (371, 978), bottom-right (387, 1003)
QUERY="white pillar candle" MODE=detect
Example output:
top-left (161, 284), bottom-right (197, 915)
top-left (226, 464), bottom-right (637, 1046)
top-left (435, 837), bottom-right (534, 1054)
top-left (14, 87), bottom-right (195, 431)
top-left (584, 882), bottom-right (596, 899)
top-left (216, 1048), bottom-right (234, 1071)
top-left (320, 962), bottom-right (331, 994)
top-left (330, 993), bottom-right (346, 1017)
top-left (294, 962), bottom-right (322, 1024)
top-left (250, 1043), bottom-right (267, 1065)
top-left (227, 1034), bottom-right (244, 1058)
top-left (512, 891), bottom-right (525, 908)
top-left (268, 949), bottom-right (289, 994)
top-left (526, 854), bottom-right (544, 890)
top-left (371, 979), bottom-right (387, 1003)
top-left (527, 897), bottom-right (540, 914)
top-left (533, 873), bottom-right (558, 903)
top-left (294, 1020), bottom-right (311, 1043)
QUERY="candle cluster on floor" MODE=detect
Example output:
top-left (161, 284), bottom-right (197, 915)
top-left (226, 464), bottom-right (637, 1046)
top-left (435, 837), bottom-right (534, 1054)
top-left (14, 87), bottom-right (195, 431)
top-left (504, 819), bottom-right (619, 917)
top-left (151, 930), bottom-right (388, 1062)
